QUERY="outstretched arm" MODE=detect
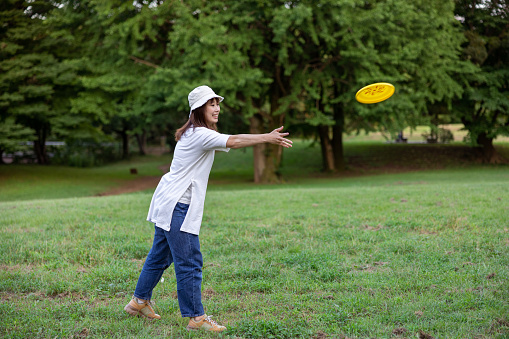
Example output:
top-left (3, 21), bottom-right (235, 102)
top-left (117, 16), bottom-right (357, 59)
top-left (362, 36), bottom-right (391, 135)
top-left (226, 126), bottom-right (293, 149)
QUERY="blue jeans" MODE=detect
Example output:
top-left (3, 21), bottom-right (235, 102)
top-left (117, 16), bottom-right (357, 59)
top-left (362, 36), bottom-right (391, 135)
top-left (133, 202), bottom-right (204, 318)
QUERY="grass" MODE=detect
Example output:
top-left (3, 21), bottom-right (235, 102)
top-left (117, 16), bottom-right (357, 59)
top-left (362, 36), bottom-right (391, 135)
top-left (0, 155), bottom-right (169, 202)
top-left (0, 168), bottom-right (508, 338)
top-left (0, 136), bottom-right (509, 338)
top-left (1, 126), bottom-right (508, 200)
top-left (344, 124), bottom-right (509, 144)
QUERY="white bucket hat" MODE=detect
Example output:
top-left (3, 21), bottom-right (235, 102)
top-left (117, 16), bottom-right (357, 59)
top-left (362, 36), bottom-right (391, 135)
top-left (188, 85), bottom-right (224, 117)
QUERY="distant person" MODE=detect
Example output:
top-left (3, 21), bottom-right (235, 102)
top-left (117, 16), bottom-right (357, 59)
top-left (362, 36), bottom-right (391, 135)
top-left (124, 85), bottom-right (292, 332)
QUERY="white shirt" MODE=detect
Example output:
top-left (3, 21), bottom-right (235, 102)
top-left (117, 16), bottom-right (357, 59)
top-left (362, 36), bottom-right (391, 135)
top-left (178, 185), bottom-right (192, 204)
top-left (147, 127), bottom-right (230, 235)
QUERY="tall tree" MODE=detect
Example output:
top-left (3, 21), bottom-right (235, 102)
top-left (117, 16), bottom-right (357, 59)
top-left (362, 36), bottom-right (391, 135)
top-left (286, 0), bottom-right (473, 171)
top-left (49, 0), bottom-right (164, 159)
top-left (126, 1), bottom-right (281, 182)
top-left (454, 0), bottom-right (509, 163)
top-left (0, 1), bottom-right (64, 164)
top-left (1, 1), bottom-right (98, 164)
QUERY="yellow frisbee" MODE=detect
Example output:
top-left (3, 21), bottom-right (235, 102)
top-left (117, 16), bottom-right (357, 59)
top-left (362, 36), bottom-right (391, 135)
top-left (355, 82), bottom-right (395, 104)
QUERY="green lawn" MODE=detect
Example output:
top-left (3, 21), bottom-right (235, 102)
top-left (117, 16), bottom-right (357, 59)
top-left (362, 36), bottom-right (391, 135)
top-left (4, 138), bottom-right (508, 202)
top-left (1, 145), bottom-right (509, 337)
top-left (0, 155), bottom-right (169, 202)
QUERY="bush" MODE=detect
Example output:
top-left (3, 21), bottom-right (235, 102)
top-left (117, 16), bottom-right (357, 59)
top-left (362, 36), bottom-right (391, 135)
top-left (438, 128), bottom-right (454, 143)
top-left (51, 140), bottom-right (121, 167)
top-left (422, 127), bottom-right (454, 144)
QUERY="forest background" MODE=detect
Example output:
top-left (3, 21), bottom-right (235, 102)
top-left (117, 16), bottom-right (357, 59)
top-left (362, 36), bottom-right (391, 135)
top-left (1, 0), bottom-right (508, 183)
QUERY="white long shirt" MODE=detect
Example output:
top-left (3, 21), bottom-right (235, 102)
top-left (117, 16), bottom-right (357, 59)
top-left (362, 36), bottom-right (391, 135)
top-left (147, 127), bottom-right (230, 235)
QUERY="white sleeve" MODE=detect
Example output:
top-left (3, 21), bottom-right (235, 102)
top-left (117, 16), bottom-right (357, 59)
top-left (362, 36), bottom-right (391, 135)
top-left (197, 128), bottom-right (230, 152)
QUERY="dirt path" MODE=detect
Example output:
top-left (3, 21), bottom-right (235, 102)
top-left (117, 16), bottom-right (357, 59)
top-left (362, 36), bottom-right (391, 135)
top-left (97, 176), bottom-right (161, 196)
top-left (97, 163), bottom-right (170, 197)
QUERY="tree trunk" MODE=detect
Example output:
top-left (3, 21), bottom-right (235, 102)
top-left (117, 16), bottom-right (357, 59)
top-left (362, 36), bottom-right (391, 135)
top-left (250, 114), bottom-right (265, 183)
top-left (318, 125), bottom-right (335, 172)
top-left (250, 114), bottom-right (282, 184)
top-left (34, 128), bottom-right (49, 164)
top-left (332, 90), bottom-right (345, 171)
top-left (166, 124), bottom-right (177, 153)
top-left (261, 142), bottom-right (281, 184)
top-left (250, 65), bottom-right (288, 184)
top-left (136, 130), bottom-right (147, 156)
top-left (119, 130), bottom-right (129, 159)
top-left (476, 132), bottom-right (504, 164)
top-left (270, 74), bottom-right (286, 171)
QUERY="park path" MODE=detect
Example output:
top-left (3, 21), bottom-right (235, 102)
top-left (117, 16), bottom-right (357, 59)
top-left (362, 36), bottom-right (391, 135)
top-left (97, 163), bottom-right (170, 197)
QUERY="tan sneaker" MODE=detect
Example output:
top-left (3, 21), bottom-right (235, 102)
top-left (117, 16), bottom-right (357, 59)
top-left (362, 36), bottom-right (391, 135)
top-left (186, 314), bottom-right (226, 332)
top-left (124, 296), bottom-right (161, 320)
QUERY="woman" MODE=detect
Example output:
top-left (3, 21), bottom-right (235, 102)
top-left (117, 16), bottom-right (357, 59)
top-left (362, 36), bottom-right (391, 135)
top-left (124, 85), bottom-right (292, 332)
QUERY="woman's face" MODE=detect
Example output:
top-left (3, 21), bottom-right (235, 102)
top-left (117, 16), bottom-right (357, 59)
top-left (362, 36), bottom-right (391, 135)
top-left (204, 99), bottom-right (220, 127)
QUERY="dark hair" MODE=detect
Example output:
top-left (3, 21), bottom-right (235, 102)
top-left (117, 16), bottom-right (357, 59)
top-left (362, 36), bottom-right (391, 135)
top-left (175, 98), bottom-right (219, 141)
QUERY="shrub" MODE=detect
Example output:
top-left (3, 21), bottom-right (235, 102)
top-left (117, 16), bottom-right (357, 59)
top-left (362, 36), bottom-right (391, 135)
top-left (51, 140), bottom-right (121, 167)
top-left (438, 128), bottom-right (454, 143)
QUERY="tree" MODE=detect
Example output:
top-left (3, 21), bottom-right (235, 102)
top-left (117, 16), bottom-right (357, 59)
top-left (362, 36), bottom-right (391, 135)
top-left (60, 0), bottom-right (239, 159)
top-left (284, 0), bottom-right (473, 171)
top-left (105, 0), bottom-right (473, 178)
top-left (0, 118), bottom-right (34, 164)
top-left (120, 0), bottom-right (278, 182)
top-left (0, 0), bottom-right (95, 164)
top-left (165, 1), bottom-right (335, 182)
top-left (2, 0), bottom-right (483, 173)
top-left (454, 0), bottom-right (509, 163)
top-left (0, 1), bottom-right (60, 164)
top-left (46, 0), bottom-right (160, 159)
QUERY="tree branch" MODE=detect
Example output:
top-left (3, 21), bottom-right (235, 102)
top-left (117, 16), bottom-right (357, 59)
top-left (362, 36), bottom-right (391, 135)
top-left (275, 65), bottom-right (287, 96)
top-left (129, 56), bottom-right (160, 69)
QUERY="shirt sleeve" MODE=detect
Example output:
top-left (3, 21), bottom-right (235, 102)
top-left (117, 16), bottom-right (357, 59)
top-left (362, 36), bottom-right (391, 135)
top-left (197, 128), bottom-right (230, 152)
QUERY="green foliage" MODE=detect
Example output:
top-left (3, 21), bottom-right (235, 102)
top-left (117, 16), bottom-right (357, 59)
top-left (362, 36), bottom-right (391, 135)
top-left (453, 0), bottom-right (509, 157)
top-left (1, 0), bottom-right (506, 169)
top-left (51, 140), bottom-right (122, 167)
top-left (0, 1), bottom-right (98, 164)
top-left (288, 0), bottom-right (472, 130)
top-left (422, 127), bottom-right (455, 144)
top-left (1, 2), bottom-right (62, 161)
top-left (0, 117), bottom-right (34, 161)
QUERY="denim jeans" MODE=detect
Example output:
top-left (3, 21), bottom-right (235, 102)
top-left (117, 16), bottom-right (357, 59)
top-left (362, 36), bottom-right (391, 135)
top-left (133, 202), bottom-right (204, 318)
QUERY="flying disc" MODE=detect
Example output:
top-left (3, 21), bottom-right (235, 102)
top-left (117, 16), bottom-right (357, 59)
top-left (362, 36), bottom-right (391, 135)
top-left (355, 83), bottom-right (395, 104)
